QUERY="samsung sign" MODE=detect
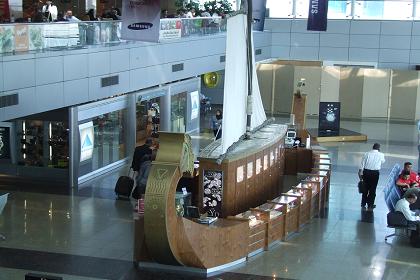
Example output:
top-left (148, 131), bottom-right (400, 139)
top-left (307, 0), bottom-right (328, 31)
top-left (122, 0), bottom-right (160, 42)
top-left (127, 22), bottom-right (153, 30)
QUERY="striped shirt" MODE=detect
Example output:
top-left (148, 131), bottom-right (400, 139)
top-left (360, 149), bottom-right (385, 171)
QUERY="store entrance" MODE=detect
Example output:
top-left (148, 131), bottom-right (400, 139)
top-left (136, 97), bottom-right (161, 145)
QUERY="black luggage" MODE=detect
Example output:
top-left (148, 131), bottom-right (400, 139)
top-left (115, 169), bottom-right (134, 199)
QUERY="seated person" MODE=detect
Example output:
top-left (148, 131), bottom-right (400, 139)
top-left (395, 193), bottom-right (419, 227)
top-left (401, 162), bottom-right (419, 182)
top-left (396, 170), bottom-right (419, 193)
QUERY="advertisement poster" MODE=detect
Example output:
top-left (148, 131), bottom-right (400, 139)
top-left (252, 0), bottom-right (267, 31)
top-left (14, 24), bottom-right (29, 52)
top-left (203, 170), bottom-right (223, 217)
top-left (307, 0), bottom-right (329, 31)
top-left (318, 102), bottom-right (340, 132)
top-left (0, 127), bottom-right (10, 159)
top-left (121, 0), bottom-right (161, 42)
top-left (190, 91), bottom-right (199, 120)
top-left (160, 19), bottom-right (182, 40)
top-left (79, 121), bottom-right (94, 162)
top-left (0, 25), bottom-right (14, 53)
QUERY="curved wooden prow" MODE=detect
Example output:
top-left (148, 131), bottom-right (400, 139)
top-left (143, 133), bottom-right (249, 268)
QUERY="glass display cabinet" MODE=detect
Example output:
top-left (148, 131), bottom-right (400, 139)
top-left (254, 202), bottom-right (286, 243)
top-left (270, 195), bottom-right (300, 237)
top-left (229, 209), bottom-right (268, 254)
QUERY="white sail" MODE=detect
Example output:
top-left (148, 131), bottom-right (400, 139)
top-left (221, 14), bottom-right (267, 154)
top-left (250, 30), bottom-right (267, 129)
top-left (221, 14), bottom-right (248, 153)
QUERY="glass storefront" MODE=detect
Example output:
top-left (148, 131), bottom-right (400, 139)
top-left (171, 91), bottom-right (187, 133)
top-left (78, 109), bottom-right (127, 177)
top-left (16, 120), bottom-right (69, 169)
top-left (136, 96), bottom-right (161, 144)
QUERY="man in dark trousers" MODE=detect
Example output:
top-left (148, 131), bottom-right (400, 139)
top-left (131, 138), bottom-right (153, 173)
top-left (359, 143), bottom-right (385, 211)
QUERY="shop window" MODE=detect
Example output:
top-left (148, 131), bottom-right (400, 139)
top-left (237, 165), bottom-right (244, 183)
top-left (171, 92), bottom-right (187, 133)
top-left (78, 109), bottom-right (127, 177)
top-left (136, 98), bottom-right (160, 143)
top-left (247, 162), bottom-right (253, 179)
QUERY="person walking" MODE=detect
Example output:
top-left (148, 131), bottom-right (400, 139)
top-left (359, 143), bottom-right (385, 210)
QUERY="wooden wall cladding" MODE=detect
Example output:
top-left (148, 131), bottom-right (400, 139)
top-left (199, 135), bottom-right (286, 218)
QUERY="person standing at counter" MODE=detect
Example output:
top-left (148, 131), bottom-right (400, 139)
top-left (359, 143), bottom-right (385, 210)
top-left (42, 0), bottom-right (58, 22)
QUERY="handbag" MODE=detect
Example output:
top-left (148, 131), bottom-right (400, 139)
top-left (358, 180), bottom-right (367, 194)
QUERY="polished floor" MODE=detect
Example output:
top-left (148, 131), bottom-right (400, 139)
top-left (1, 118), bottom-right (420, 280)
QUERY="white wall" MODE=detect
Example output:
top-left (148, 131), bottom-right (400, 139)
top-left (267, 18), bottom-right (420, 70)
top-left (0, 31), bottom-right (272, 122)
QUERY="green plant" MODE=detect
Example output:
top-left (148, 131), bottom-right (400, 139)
top-left (203, 0), bottom-right (233, 16)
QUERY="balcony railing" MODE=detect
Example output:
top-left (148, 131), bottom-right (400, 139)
top-left (0, 17), bottom-right (227, 55)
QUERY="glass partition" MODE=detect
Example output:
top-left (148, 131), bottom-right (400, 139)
top-left (354, 0), bottom-right (413, 19)
top-left (0, 17), bottom-right (226, 55)
top-left (78, 109), bottom-right (127, 177)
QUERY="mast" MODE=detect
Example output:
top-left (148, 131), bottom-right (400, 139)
top-left (245, 0), bottom-right (253, 139)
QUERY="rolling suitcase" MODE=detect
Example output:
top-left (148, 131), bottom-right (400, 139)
top-left (115, 168), bottom-right (134, 199)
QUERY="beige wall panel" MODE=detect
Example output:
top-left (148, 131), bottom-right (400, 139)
top-left (320, 66), bottom-right (340, 103)
top-left (273, 65), bottom-right (294, 114)
top-left (339, 67), bottom-right (364, 119)
top-left (257, 64), bottom-right (274, 113)
top-left (390, 70), bottom-right (418, 121)
top-left (361, 69), bottom-right (390, 119)
top-left (293, 66), bottom-right (321, 115)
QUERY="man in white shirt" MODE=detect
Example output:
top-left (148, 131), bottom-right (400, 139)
top-left (64, 10), bottom-right (80, 22)
top-left (359, 143), bottom-right (385, 210)
top-left (42, 0), bottom-right (58, 22)
top-left (395, 193), bottom-right (418, 224)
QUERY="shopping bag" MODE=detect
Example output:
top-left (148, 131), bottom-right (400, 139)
top-left (358, 180), bottom-right (367, 194)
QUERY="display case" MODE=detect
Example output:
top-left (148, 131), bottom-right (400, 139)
top-left (47, 122), bottom-right (69, 168)
top-left (17, 120), bottom-right (44, 167)
top-left (254, 203), bottom-right (285, 244)
top-left (229, 209), bottom-right (268, 254)
top-left (270, 195), bottom-right (300, 238)
top-left (285, 186), bottom-right (312, 226)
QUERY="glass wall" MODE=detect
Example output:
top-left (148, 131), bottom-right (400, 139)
top-left (78, 109), bottom-right (127, 177)
top-left (136, 94), bottom-right (162, 144)
top-left (171, 91), bottom-right (188, 133)
top-left (268, 0), bottom-right (417, 20)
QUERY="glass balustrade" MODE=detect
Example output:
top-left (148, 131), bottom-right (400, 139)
top-left (0, 17), bottom-right (227, 55)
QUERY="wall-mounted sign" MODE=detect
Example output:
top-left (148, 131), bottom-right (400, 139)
top-left (203, 170), bottom-right (223, 217)
top-left (190, 91), bottom-right (199, 120)
top-left (79, 121), bottom-right (94, 162)
top-left (121, 0), bottom-right (161, 42)
top-left (319, 102), bottom-right (340, 132)
top-left (0, 127), bottom-right (10, 159)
